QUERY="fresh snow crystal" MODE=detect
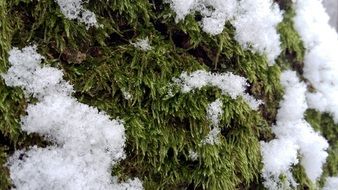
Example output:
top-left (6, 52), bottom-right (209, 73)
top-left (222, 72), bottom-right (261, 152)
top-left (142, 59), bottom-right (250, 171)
top-left (206, 99), bottom-right (224, 127)
top-left (203, 99), bottom-right (223, 145)
top-left (203, 127), bottom-right (221, 145)
top-left (188, 149), bottom-right (198, 161)
top-left (233, 0), bottom-right (283, 64)
top-left (131, 37), bottom-right (152, 51)
top-left (173, 70), bottom-right (262, 110)
top-left (261, 70), bottom-right (328, 189)
top-left (168, 0), bottom-right (283, 64)
top-left (323, 177), bottom-right (338, 190)
top-left (2, 46), bottom-right (143, 190)
top-left (294, 0), bottom-right (338, 186)
top-left (294, 0), bottom-right (338, 123)
top-left (55, 0), bottom-right (98, 28)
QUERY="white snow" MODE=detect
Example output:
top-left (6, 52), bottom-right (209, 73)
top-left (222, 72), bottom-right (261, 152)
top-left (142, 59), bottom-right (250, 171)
top-left (261, 71), bottom-right (328, 189)
top-left (323, 177), bottom-right (338, 190)
top-left (168, 0), bottom-right (197, 21)
top-left (168, 0), bottom-right (283, 64)
top-left (169, 0), bottom-right (237, 35)
top-left (233, 0), bottom-right (283, 64)
top-left (294, 0), bottom-right (338, 186)
top-left (131, 37), bottom-right (152, 51)
top-left (202, 127), bottom-right (221, 145)
top-left (2, 46), bottom-right (143, 190)
top-left (173, 70), bottom-right (262, 110)
top-left (2, 46), bottom-right (73, 99)
top-left (206, 99), bottom-right (223, 127)
top-left (55, 0), bottom-right (98, 28)
top-left (202, 99), bottom-right (223, 145)
top-left (294, 0), bottom-right (338, 123)
top-left (242, 93), bottom-right (264, 112)
top-left (188, 149), bottom-right (198, 161)
top-left (122, 90), bottom-right (133, 100)
top-left (261, 139), bottom-right (299, 189)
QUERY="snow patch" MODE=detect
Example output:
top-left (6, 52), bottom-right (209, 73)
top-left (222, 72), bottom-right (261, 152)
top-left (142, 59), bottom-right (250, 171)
top-left (203, 99), bottom-right (223, 145)
top-left (131, 38), bottom-right (152, 51)
top-left (323, 177), bottom-right (338, 190)
top-left (173, 70), bottom-right (262, 110)
top-left (2, 46), bottom-right (143, 190)
top-left (294, 0), bottom-right (338, 186)
top-left (206, 99), bottom-right (223, 127)
top-left (261, 71), bottom-right (328, 189)
top-left (168, 0), bottom-right (283, 64)
top-left (202, 128), bottom-right (221, 145)
top-left (188, 149), bottom-right (198, 161)
top-left (55, 0), bottom-right (98, 28)
top-left (233, 0), bottom-right (283, 64)
top-left (294, 0), bottom-right (338, 123)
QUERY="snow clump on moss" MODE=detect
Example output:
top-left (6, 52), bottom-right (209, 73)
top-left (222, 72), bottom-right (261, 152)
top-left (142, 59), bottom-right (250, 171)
top-left (2, 46), bottom-right (143, 190)
top-left (294, 0), bottom-right (338, 123)
top-left (261, 70), bottom-right (328, 189)
top-left (323, 177), bottom-right (338, 190)
top-left (168, 0), bottom-right (283, 64)
top-left (55, 0), bottom-right (98, 28)
top-left (131, 37), bottom-right (152, 51)
top-left (173, 70), bottom-right (262, 110)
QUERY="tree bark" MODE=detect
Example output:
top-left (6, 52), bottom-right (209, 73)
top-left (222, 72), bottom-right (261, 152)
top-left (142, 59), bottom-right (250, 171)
top-left (323, 0), bottom-right (338, 30)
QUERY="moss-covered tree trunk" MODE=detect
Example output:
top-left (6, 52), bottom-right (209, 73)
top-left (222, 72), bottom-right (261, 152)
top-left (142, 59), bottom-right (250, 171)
top-left (0, 0), bottom-right (337, 189)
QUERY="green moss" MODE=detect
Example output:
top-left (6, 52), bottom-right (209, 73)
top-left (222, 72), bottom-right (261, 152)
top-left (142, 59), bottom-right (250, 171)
top-left (276, 7), bottom-right (305, 80)
top-left (305, 110), bottom-right (338, 188)
top-left (1, 0), bottom-right (335, 189)
top-left (276, 5), bottom-right (338, 190)
top-left (0, 147), bottom-right (10, 190)
top-left (0, 1), bottom-right (25, 187)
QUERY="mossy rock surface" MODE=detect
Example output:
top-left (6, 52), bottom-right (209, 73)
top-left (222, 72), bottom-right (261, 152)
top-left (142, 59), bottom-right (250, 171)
top-left (0, 0), bottom-right (337, 189)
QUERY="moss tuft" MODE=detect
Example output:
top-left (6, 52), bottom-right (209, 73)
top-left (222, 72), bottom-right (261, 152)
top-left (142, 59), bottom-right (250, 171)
top-left (1, 0), bottom-right (336, 189)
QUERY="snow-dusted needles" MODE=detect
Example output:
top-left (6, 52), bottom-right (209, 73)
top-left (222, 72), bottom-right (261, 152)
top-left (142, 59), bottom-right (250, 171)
top-left (2, 46), bottom-right (143, 190)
